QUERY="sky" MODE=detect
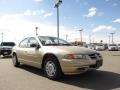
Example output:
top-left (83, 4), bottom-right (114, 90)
top-left (0, 0), bottom-right (120, 44)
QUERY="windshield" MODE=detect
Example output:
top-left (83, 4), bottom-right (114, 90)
top-left (1, 42), bottom-right (15, 46)
top-left (39, 36), bottom-right (72, 46)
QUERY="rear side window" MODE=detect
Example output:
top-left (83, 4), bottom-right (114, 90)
top-left (19, 38), bottom-right (29, 48)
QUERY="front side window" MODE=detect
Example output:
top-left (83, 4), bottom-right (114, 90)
top-left (28, 37), bottom-right (39, 48)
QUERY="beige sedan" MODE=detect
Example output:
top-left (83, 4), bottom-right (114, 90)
top-left (12, 36), bottom-right (103, 80)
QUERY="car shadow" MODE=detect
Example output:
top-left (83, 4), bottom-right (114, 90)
top-left (19, 65), bottom-right (120, 90)
top-left (19, 65), bottom-right (44, 77)
top-left (60, 70), bottom-right (120, 90)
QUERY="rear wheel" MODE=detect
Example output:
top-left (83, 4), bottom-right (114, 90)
top-left (12, 54), bottom-right (20, 67)
top-left (44, 56), bottom-right (62, 80)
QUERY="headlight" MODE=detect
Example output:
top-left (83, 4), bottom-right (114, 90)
top-left (64, 54), bottom-right (87, 59)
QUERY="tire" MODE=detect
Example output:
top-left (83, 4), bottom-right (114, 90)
top-left (12, 54), bottom-right (20, 67)
top-left (44, 56), bottom-right (62, 80)
top-left (3, 54), bottom-right (6, 57)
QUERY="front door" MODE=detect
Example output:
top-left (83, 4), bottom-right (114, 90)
top-left (26, 37), bottom-right (42, 67)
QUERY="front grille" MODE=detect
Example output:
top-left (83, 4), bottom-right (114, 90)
top-left (1, 50), bottom-right (11, 52)
top-left (1, 50), bottom-right (12, 54)
top-left (89, 54), bottom-right (97, 59)
top-left (88, 53), bottom-right (101, 59)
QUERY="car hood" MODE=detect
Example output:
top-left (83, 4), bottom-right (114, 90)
top-left (42, 46), bottom-right (97, 55)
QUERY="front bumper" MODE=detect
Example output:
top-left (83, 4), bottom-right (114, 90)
top-left (59, 59), bottom-right (103, 74)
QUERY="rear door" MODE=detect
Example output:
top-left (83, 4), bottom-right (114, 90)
top-left (16, 38), bottom-right (29, 61)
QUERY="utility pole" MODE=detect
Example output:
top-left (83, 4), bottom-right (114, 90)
top-left (1, 32), bottom-right (3, 43)
top-left (65, 34), bottom-right (68, 41)
top-left (89, 34), bottom-right (91, 44)
top-left (79, 29), bottom-right (83, 43)
top-left (93, 37), bottom-right (95, 43)
top-left (110, 33), bottom-right (115, 44)
top-left (55, 0), bottom-right (62, 44)
top-left (35, 27), bottom-right (38, 36)
top-left (108, 35), bottom-right (110, 44)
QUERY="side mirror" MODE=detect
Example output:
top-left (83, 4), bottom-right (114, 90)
top-left (30, 43), bottom-right (40, 49)
top-left (30, 43), bottom-right (37, 47)
top-left (36, 44), bottom-right (40, 49)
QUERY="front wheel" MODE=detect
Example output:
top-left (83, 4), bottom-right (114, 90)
top-left (44, 57), bottom-right (62, 80)
top-left (12, 54), bottom-right (20, 67)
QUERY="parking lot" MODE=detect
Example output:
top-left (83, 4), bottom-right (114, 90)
top-left (0, 51), bottom-right (120, 90)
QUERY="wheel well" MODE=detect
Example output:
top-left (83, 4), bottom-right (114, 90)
top-left (13, 52), bottom-right (16, 56)
top-left (42, 54), bottom-right (59, 69)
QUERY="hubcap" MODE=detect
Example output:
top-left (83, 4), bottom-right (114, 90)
top-left (45, 61), bottom-right (56, 77)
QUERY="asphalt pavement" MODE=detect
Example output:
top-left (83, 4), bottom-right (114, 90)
top-left (0, 51), bottom-right (120, 90)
